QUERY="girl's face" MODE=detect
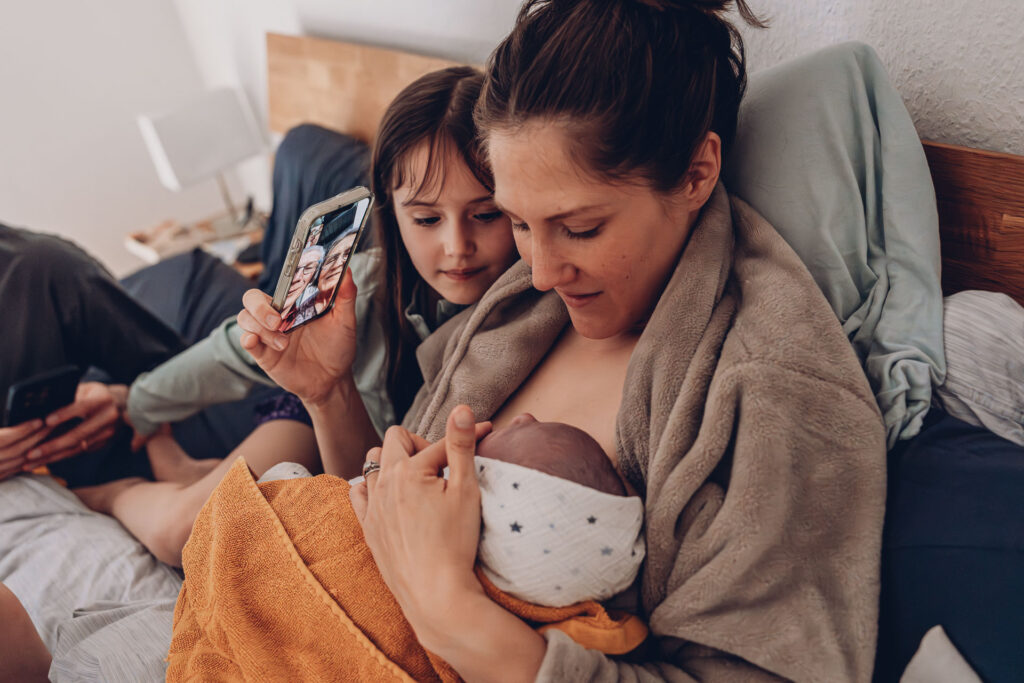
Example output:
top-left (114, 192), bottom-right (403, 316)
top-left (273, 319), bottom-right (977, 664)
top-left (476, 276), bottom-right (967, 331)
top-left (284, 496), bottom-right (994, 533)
top-left (392, 143), bottom-right (517, 306)
top-left (487, 122), bottom-right (709, 341)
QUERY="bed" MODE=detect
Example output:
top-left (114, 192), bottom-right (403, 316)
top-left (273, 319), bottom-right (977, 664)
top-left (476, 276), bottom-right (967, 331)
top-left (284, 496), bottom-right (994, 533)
top-left (2, 31), bottom-right (1023, 682)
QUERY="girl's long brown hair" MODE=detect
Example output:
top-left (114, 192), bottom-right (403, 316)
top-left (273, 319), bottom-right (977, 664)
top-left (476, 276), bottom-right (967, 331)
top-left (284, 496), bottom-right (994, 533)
top-left (371, 66), bottom-right (491, 420)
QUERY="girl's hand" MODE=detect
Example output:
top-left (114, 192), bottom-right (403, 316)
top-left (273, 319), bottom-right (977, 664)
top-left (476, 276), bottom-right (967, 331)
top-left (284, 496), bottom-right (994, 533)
top-left (236, 270), bottom-right (359, 405)
top-left (350, 406), bottom-right (492, 644)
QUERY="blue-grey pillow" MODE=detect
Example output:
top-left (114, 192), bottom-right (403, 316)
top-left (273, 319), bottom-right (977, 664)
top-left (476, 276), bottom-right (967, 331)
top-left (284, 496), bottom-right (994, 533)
top-left (724, 41), bottom-right (945, 448)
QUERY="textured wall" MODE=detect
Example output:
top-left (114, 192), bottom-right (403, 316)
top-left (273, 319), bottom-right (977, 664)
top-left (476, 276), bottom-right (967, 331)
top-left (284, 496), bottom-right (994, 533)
top-left (737, 0), bottom-right (1024, 156)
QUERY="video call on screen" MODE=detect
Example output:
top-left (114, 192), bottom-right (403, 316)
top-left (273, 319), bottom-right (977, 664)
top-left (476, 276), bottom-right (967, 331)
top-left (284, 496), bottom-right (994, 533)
top-left (278, 196), bottom-right (369, 332)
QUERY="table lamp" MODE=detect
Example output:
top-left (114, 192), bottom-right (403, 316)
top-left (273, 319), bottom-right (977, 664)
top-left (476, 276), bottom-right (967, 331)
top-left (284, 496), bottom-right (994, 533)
top-left (138, 87), bottom-right (265, 230)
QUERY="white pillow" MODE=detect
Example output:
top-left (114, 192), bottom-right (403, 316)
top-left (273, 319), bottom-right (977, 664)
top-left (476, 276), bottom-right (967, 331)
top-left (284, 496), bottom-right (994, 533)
top-left (934, 290), bottom-right (1024, 446)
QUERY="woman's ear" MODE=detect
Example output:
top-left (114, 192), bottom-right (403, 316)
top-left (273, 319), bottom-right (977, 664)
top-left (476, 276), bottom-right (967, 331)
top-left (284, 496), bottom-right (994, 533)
top-left (682, 132), bottom-right (722, 208)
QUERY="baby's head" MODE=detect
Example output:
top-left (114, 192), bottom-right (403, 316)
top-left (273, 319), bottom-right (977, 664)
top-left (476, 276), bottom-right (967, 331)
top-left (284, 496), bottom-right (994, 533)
top-left (476, 414), bottom-right (626, 497)
top-left (472, 414), bottom-right (644, 608)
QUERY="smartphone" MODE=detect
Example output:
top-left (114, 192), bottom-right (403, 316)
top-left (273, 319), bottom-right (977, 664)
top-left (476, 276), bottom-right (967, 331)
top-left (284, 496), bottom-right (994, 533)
top-left (3, 365), bottom-right (82, 427)
top-left (272, 187), bottom-right (373, 333)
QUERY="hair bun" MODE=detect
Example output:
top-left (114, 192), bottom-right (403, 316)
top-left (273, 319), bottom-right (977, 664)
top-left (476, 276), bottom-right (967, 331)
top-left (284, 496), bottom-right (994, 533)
top-left (633, 0), bottom-right (766, 27)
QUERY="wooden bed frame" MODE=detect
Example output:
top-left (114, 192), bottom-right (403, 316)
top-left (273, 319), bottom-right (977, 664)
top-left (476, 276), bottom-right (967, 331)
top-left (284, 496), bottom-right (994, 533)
top-left (266, 33), bottom-right (1024, 306)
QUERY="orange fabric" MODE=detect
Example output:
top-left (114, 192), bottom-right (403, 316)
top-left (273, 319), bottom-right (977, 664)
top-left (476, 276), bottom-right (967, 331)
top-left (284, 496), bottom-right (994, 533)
top-left (476, 568), bottom-right (649, 655)
top-left (167, 458), bottom-right (645, 681)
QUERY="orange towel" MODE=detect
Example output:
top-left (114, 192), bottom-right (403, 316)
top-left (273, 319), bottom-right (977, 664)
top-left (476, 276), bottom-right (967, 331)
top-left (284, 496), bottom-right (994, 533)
top-left (167, 458), bottom-right (646, 681)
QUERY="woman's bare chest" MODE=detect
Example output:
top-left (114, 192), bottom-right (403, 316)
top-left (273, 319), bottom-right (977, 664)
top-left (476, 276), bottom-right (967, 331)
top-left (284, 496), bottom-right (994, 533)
top-left (492, 330), bottom-right (636, 461)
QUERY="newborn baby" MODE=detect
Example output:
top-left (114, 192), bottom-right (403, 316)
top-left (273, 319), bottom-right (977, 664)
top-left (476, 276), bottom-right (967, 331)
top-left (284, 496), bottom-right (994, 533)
top-left (471, 414), bottom-right (645, 607)
top-left (268, 414), bottom-right (645, 608)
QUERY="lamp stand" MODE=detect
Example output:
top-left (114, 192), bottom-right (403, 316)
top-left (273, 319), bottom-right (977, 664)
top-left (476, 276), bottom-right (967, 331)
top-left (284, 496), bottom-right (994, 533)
top-left (215, 171), bottom-right (240, 224)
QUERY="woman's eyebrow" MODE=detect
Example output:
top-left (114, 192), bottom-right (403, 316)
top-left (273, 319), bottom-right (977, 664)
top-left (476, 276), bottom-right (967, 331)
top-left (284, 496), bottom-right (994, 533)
top-left (494, 202), bottom-right (609, 223)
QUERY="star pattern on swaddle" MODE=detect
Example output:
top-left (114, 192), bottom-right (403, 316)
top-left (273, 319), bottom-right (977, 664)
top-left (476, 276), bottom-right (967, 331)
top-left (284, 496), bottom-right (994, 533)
top-left (475, 456), bottom-right (645, 607)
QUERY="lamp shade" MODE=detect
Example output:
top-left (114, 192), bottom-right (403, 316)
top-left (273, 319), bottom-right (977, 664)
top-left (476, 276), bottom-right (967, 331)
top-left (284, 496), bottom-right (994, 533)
top-left (138, 87), bottom-right (265, 192)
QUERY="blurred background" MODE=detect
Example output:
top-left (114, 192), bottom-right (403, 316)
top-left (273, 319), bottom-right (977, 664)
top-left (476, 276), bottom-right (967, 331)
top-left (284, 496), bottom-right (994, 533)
top-left (1, 0), bottom-right (1021, 275)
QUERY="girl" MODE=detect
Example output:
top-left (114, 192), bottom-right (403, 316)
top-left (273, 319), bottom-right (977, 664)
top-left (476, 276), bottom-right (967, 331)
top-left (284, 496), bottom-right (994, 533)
top-left (73, 66), bottom-right (518, 567)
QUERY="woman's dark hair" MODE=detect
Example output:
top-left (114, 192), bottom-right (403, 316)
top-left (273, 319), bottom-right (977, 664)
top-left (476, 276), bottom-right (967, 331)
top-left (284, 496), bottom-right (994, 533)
top-left (476, 0), bottom-right (766, 193)
top-left (371, 66), bottom-right (491, 419)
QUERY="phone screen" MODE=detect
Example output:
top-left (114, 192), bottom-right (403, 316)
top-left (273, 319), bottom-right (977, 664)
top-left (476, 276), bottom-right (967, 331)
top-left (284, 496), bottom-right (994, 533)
top-left (277, 195), bottom-right (370, 333)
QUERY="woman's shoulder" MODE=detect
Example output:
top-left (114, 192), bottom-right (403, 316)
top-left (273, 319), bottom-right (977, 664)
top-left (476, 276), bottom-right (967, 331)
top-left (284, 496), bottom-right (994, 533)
top-left (724, 196), bottom-right (877, 407)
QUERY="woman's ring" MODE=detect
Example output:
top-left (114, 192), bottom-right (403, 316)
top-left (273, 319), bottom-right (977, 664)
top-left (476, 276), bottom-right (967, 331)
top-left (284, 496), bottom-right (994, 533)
top-left (362, 460), bottom-right (381, 477)
top-left (80, 439), bottom-right (89, 452)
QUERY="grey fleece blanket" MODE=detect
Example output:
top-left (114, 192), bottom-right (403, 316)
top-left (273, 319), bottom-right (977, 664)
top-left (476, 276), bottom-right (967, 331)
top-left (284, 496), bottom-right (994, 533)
top-left (406, 185), bottom-right (887, 682)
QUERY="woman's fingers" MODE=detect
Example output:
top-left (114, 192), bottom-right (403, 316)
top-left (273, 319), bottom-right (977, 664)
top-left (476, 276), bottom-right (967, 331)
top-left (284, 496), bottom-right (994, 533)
top-left (363, 446), bottom-right (382, 496)
top-left (28, 400), bottom-right (117, 462)
top-left (349, 481), bottom-right (369, 521)
top-left (378, 426), bottom-right (418, 470)
top-left (445, 405), bottom-right (479, 487)
top-left (0, 420), bottom-right (46, 450)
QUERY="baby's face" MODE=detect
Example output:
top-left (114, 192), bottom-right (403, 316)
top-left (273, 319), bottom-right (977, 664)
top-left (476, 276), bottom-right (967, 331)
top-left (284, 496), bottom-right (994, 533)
top-left (476, 414), bottom-right (625, 496)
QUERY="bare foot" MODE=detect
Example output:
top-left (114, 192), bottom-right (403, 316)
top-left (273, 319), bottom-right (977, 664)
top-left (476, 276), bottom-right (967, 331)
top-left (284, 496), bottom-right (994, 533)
top-left (72, 477), bottom-right (147, 515)
top-left (146, 434), bottom-right (218, 485)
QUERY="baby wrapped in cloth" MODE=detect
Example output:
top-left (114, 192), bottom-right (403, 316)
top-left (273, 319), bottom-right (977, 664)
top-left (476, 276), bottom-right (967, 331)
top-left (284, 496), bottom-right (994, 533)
top-left (167, 416), bottom-right (647, 681)
top-left (471, 413), bottom-right (645, 607)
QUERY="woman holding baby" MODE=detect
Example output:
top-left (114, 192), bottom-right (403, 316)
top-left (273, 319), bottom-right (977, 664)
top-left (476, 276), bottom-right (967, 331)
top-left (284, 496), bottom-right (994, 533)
top-left (232, 0), bottom-right (887, 681)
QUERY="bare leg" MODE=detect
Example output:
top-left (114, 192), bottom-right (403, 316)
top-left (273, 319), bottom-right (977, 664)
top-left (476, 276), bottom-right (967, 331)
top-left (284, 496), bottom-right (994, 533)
top-left (0, 583), bottom-right (51, 682)
top-left (74, 420), bottom-right (318, 567)
top-left (146, 432), bottom-right (219, 485)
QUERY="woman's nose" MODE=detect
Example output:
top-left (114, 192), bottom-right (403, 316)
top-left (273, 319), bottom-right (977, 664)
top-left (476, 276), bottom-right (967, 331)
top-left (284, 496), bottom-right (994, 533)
top-left (443, 219), bottom-right (476, 258)
top-left (528, 238), bottom-right (573, 291)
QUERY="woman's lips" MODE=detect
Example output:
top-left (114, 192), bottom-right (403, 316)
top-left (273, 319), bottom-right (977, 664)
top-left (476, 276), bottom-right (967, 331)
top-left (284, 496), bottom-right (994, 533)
top-left (558, 290), bottom-right (600, 308)
top-left (442, 267), bottom-right (484, 282)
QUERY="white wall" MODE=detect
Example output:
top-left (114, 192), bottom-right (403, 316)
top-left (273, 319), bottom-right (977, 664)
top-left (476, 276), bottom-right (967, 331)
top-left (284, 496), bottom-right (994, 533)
top-left (737, 0), bottom-right (1024, 156)
top-left (6, 1), bottom-right (1022, 273)
top-left (0, 0), bottom-right (239, 276)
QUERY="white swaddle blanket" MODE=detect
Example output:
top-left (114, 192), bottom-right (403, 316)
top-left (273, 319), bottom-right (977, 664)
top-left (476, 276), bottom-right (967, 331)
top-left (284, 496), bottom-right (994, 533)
top-left (473, 456), bottom-right (645, 607)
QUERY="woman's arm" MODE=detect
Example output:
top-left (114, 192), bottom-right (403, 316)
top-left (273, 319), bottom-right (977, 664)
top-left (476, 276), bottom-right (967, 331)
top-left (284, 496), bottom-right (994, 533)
top-left (350, 407), bottom-right (546, 682)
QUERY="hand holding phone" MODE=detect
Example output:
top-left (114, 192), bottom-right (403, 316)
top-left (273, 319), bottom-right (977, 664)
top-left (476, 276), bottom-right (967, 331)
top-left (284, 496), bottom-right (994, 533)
top-left (235, 188), bottom-right (373, 404)
top-left (21, 382), bottom-right (126, 470)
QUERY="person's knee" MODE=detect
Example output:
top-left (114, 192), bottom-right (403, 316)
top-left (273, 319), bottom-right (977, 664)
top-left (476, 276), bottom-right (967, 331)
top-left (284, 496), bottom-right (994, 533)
top-left (0, 583), bottom-right (51, 681)
top-left (151, 498), bottom-right (201, 568)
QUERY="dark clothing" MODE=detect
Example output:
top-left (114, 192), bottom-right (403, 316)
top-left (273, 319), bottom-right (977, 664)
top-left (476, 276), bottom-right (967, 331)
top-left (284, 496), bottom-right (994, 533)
top-left (257, 124), bottom-right (370, 293)
top-left (0, 224), bottom-right (184, 394)
top-left (120, 249), bottom-right (282, 468)
top-left (0, 225), bottom-right (276, 486)
top-left (875, 411), bottom-right (1024, 682)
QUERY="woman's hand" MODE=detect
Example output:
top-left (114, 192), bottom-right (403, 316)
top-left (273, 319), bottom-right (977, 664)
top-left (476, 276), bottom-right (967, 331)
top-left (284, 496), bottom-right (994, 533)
top-left (18, 382), bottom-right (125, 472)
top-left (351, 406), bottom-right (547, 682)
top-left (350, 407), bottom-right (490, 639)
top-left (236, 270), bottom-right (359, 405)
top-left (0, 420), bottom-right (50, 480)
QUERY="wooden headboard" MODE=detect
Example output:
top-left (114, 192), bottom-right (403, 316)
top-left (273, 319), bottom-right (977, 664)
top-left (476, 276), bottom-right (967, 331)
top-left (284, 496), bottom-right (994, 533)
top-left (267, 33), bottom-right (1024, 306)
top-left (266, 33), bottom-right (458, 145)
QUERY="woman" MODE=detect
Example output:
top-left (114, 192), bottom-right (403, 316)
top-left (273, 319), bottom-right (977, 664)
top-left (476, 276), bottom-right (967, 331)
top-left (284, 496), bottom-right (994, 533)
top-left (69, 65), bottom-right (518, 567)
top-left (238, 1), bottom-right (886, 681)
